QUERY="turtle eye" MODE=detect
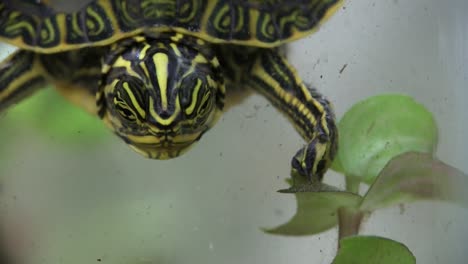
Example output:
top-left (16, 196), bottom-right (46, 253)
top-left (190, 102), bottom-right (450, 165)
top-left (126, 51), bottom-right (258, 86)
top-left (116, 102), bottom-right (137, 121)
top-left (112, 79), bottom-right (146, 123)
top-left (197, 90), bottom-right (213, 116)
top-left (113, 95), bottom-right (138, 122)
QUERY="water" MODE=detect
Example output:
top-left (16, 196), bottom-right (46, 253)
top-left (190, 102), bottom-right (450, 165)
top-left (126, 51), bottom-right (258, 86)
top-left (0, 0), bottom-right (467, 263)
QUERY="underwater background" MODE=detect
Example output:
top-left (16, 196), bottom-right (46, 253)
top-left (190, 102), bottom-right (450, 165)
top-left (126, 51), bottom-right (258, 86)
top-left (0, 0), bottom-right (467, 263)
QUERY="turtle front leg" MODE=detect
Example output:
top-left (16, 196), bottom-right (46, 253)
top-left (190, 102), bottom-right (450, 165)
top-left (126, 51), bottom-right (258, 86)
top-left (247, 49), bottom-right (338, 182)
top-left (0, 50), bottom-right (47, 113)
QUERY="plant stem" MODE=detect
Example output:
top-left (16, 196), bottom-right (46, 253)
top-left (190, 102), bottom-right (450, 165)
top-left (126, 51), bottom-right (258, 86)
top-left (337, 207), bottom-right (364, 249)
top-left (345, 177), bottom-right (360, 194)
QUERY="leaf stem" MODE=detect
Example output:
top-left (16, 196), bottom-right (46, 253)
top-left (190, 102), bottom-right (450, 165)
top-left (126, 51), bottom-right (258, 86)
top-left (345, 177), bottom-right (360, 194)
top-left (337, 207), bottom-right (364, 248)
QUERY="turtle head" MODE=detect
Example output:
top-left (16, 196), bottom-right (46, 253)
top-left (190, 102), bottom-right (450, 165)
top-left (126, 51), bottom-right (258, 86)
top-left (98, 36), bottom-right (225, 159)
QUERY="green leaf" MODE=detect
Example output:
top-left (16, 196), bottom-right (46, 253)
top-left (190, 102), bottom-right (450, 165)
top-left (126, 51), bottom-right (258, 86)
top-left (332, 236), bottom-right (416, 264)
top-left (360, 152), bottom-right (468, 211)
top-left (335, 94), bottom-right (438, 184)
top-left (282, 175), bottom-right (343, 193)
top-left (264, 190), bottom-right (362, 236)
top-left (331, 153), bottom-right (345, 173)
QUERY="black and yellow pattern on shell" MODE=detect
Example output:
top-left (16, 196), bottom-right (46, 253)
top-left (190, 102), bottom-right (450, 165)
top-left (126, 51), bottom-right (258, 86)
top-left (0, 1), bottom-right (60, 48)
top-left (0, 0), bottom-right (343, 53)
top-left (65, 1), bottom-right (114, 44)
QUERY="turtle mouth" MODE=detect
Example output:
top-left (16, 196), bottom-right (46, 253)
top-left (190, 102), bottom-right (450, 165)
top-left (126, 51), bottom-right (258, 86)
top-left (115, 130), bottom-right (204, 159)
top-left (128, 140), bottom-right (196, 160)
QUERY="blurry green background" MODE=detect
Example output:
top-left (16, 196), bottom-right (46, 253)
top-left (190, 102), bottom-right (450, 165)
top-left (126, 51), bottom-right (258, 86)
top-left (1, 0), bottom-right (467, 263)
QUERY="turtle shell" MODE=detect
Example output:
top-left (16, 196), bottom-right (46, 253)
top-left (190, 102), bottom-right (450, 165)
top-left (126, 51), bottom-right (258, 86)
top-left (0, 0), bottom-right (343, 53)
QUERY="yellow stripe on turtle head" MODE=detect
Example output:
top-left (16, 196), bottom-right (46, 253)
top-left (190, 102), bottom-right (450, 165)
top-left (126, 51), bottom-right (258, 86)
top-left (185, 78), bottom-right (202, 116)
top-left (139, 44), bottom-right (151, 60)
top-left (153, 52), bottom-right (169, 110)
top-left (122, 82), bottom-right (146, 119)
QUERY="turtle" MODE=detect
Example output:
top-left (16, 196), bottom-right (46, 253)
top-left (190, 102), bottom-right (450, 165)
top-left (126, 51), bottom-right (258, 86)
top-left (0, 0), bottom-right (341, 182)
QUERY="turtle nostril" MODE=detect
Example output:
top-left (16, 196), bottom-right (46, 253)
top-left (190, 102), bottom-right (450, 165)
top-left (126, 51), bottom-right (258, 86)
top-left (158, 110), bottom-right (171, 118)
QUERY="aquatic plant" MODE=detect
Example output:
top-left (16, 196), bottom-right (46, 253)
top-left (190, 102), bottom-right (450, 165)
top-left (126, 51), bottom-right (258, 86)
top-left (265, 94), bottom-right (468, 263)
